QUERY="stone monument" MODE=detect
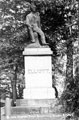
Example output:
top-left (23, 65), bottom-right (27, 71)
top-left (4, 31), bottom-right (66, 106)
top-left (23, 3), bottom-right (55, 99)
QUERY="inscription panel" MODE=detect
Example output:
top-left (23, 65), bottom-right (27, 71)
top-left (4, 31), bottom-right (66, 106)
top-left (28, 69), bottom-right (50, 74)
top-left (24, 56), bottom-right (52, 88)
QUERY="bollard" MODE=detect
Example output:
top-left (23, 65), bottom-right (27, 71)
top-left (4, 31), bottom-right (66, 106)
top-left (5, 95), bottom-right (11, 119)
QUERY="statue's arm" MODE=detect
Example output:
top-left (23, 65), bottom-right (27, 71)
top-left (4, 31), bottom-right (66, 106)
top-left (25, 15), bottom-right (31, 28)
top-left (37, 12), bottom-right (41, 28)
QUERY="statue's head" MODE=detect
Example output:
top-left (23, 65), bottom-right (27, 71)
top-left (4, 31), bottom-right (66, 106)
top-left (30, 3), bottom-right (36, 12)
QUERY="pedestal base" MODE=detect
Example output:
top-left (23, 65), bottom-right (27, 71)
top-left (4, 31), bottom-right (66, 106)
top-left (23, 88), bottom-right (55, 99)
top-left (23, 47), bottom-right (55, 99)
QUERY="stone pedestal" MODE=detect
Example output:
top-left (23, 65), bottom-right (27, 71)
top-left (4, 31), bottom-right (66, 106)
top-left (23, 47), bottom-right (55, 99)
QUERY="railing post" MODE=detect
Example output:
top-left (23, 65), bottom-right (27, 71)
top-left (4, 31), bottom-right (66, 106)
top-left (5, 94), bottom-right (11, 119)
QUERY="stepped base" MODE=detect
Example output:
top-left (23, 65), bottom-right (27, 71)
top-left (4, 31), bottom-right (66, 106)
top-left (11, 106), bottom-right (52, 115)
top-left (11, 99), bottom-right (59, 115)
top-left (4, 99), bottom-right (65, 120)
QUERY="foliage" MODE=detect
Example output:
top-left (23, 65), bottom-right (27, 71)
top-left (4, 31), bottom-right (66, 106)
top-left (60, 0), bottom-right (79, 115)
top-left (0, 0), bottom-right (30, 72)
top-left (61, 66), bottom-right (79, 116)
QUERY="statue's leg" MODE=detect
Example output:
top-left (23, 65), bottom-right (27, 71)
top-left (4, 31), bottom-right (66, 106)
top-left (28, 27), bottom-right (35, 43)
top-left (34, 27), bottom-right (46, 45)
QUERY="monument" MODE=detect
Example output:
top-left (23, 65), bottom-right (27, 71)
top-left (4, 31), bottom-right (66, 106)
top-left (23, 3), bottom-right (55, 99)
top-left (4, 4), bottom-right (57, 119)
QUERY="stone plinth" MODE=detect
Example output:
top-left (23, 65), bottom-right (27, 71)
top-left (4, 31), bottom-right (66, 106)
top-left (23, 47), bottom-right (55, 99)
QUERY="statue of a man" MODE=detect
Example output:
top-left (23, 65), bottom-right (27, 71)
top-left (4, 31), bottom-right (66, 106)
top-left (25, 3), bottom-right (47, 45)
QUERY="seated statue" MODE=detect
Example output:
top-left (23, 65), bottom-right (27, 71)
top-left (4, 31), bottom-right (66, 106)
top-left (25, 3), bottom-right (48, 46)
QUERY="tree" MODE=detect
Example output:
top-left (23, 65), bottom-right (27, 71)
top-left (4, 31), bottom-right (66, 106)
top-left (61, 1), bottom-right (79, 115)
top-left (0, 0), bottom-right (30, 100)
top-left (0, 0), bottom-right (30, 72)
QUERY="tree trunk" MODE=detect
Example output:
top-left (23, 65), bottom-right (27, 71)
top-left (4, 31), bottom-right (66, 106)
top-left (66, 39), bottom-right (73, 86)
top-left (78, 1), bottom-right (79, 45)
top-left (12, 66), bottom-right (17, 106)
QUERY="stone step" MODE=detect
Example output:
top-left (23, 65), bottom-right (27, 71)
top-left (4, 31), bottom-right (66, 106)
top-left (2, 114), bottom-right (67, 120)
top-left (16, 99), bottom-right (58, 107)
top-left (11, 104), bottom-right (62, 115)
top-left (11, 106), bottom-right (52, 115)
